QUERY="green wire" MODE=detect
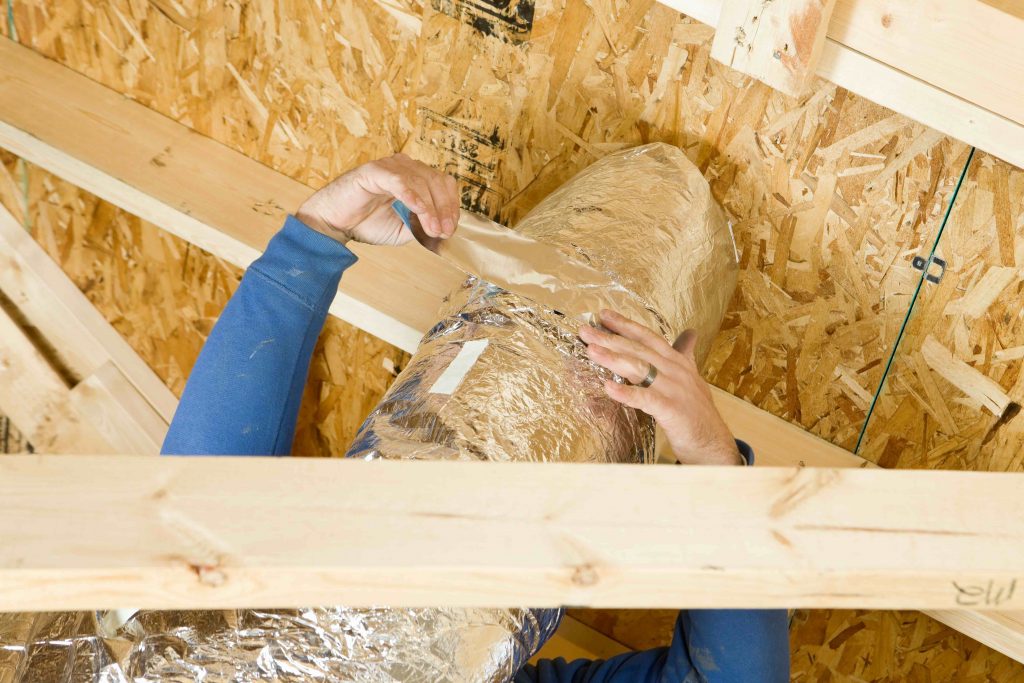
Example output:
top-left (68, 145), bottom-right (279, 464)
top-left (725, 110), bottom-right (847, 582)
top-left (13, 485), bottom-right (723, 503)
top-left (854, 146), bottom-right (977, 453)
top-left (4, 0), bottom-right (29, 232)
top-left (5, 0), bottom-right (15, 41)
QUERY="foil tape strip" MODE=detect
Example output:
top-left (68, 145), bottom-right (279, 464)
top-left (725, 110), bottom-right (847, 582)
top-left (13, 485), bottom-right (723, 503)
top-left (396, 203), bottom-right (665, 335)
top-left (1, 143), bottom-right (737, 683)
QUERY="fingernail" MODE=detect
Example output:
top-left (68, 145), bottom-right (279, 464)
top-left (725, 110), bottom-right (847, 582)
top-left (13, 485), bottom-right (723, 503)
top-left (443, 217), bottom-right (455, 233)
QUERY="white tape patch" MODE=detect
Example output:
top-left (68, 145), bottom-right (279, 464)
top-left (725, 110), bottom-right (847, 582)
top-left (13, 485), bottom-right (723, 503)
top-left (429, 339), bottom-right (489, 395)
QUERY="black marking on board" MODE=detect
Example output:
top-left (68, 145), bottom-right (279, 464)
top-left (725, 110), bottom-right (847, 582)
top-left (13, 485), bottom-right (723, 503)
top-left (952, 578), bottom-right (1017, 607)
top-left (455, 173), bottom-right (505, 217)
top-left (432, 0), bottom-right (535, 43)
top-left (418, 107), bottom-right (506, 217)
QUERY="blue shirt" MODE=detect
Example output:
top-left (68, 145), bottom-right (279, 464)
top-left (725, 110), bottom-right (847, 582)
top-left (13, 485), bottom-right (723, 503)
top-left (164, 216), bottom-right (790, 682)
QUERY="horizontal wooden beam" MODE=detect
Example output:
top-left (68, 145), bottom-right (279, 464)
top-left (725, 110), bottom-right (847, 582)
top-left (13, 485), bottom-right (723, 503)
top-left (2, 456), bottom-right (1023, 612)
top-left (0, 38), bottom-right (463, 353)
top-left (661, 0), bottom-right (1024, 170)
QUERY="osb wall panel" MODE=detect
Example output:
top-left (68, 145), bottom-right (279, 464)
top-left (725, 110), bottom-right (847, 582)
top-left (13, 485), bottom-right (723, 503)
top-left (860, 153), bottom-right (1024, 472)
top-left (9, 0), bottom-right (425, 186)
top-left (0, 156), bottom-right (407, 457)
top-left (6, 0), bottom-right (1019, 678)
top-left (10, 0), bottom-right (970, 450)
top-left (410, 1), bottom-right (969, 450)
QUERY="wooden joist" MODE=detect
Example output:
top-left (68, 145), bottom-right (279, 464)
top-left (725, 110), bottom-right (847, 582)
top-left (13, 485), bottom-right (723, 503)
top-left (711, 0), bottom-right (837, 97)
top-left (0, 203), bottom-right (177, 423)
top-left (0, 37), bottom-right (463, 354)
top-left (2, 456), bottom-right (1023, 612)
top-left (0, 203), bottom-right (171, 453)
top-left (663, 0), bottom-right (1024, 170)
top-left (0, 305), bottom-right (112, 453)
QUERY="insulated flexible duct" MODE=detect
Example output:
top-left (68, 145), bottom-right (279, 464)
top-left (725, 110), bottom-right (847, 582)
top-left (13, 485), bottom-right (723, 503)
top-left (0, 143), bottom-right (738, 682)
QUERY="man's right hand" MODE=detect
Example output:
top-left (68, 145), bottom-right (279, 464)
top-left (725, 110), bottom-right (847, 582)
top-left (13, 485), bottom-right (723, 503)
top-left (295, 153), bottom-right (460, 247)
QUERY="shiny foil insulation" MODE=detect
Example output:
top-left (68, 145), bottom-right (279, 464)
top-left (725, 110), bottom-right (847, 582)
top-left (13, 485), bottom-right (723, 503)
top-left (0, 144), bottom-right (738, 682)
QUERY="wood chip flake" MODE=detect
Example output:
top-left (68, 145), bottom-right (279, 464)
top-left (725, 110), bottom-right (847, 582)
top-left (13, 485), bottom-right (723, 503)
top-left (920, 335), bottom-right (1012, 416)
top-left (945, 265), bottom-right (1018, 318)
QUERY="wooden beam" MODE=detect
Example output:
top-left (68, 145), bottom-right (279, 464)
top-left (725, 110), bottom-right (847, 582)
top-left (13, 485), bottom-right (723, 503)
top-left (711, 0), bottom-right (837, 97)
top-left (827, 0), bottom-right (1024, 126)
top-left (531, 616), bottom-right (631, 664)
top-left (0, 306), bottom-right (112, 453)
top-left (67, 361), bottom-right (167, 454)
top-left (711, 389), bottom-right (865, 468)
top-left (0, 203), bottom-right (177, 423)
top-left (660, 0), bottom-right (1024, 170)
top-left (0, 38), bottom-right (463, 354)
top-left (2, 456), bottom-right (1023, 612)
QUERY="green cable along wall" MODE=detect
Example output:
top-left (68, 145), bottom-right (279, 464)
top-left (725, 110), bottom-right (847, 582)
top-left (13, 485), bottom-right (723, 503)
top-left (854, 147), bottom-right (978, 454)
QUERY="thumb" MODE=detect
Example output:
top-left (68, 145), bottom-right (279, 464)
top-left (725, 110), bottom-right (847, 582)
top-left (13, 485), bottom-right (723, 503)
top-left (673, 329), bottom-right (699, 360)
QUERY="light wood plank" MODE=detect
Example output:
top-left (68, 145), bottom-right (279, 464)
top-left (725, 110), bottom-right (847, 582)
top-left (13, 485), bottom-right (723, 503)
top-left (0, 308), bottom-right (112, 453)
top-left (0, 38), bottom-right (463, 354)
top-left (712, 388), bottom-right (866, 468)
top-left (0, 203), bottom-right (178, 423)
top-left (827, 0), bottom-right (1024, 127)
top-left (711, 0), bottom-right (836, 97)
top-left (2, 456), bottom-right (1023, 612)
top-left (531, 616), bottom-right (631, 664)
top-left (660, 0), bottom-right (1024, 170)
top-left (67, 361), bottom-right (166, 454)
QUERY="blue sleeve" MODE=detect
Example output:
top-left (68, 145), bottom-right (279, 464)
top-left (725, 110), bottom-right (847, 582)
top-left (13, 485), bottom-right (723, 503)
top-left (161, 216), bottom-right (358, 456)
top-left (517, 442), bottom-right (789, 683)
top-left (517, 610), bottom-right (788, 683)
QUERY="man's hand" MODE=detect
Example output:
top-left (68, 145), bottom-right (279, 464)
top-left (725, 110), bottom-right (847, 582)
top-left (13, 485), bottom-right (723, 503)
top-left (296, 153), bottom-right (459, 246)
top-left (579, 310), bottom-right (742, 465)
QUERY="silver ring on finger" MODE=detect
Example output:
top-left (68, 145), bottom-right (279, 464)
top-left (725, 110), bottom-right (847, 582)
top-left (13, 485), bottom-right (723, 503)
top-left (637, 362), bottom-right (658, 388)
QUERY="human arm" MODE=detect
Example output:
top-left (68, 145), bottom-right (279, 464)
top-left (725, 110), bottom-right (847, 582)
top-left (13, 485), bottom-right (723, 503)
top-left (516, 609), bottom-right (789, 683)
top-left (513, 313), bottom-right (791, 681)
top-left (161, 154), bottom-right (459, 455)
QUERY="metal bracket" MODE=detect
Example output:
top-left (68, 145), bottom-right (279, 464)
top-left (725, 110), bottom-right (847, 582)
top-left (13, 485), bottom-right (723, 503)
top-left (912, 255), bottom-right (946, 284)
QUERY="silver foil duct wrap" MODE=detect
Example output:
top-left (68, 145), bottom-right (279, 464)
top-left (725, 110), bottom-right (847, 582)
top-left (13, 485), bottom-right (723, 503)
top-left (0, 144), bottom-right (738, 682)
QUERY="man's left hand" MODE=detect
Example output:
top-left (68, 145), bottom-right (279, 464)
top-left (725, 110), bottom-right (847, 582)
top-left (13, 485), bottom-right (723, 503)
top-left (579, 310), bottom-right (742, 466)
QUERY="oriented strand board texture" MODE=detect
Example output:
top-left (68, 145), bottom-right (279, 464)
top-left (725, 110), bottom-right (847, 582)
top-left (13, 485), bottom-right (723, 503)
top-left (860, 153), bottom-right (1024, 472)
top-left (5, 0), bottom-right (1021, 678)
top-left (412, 1), bottom-right (969, 450)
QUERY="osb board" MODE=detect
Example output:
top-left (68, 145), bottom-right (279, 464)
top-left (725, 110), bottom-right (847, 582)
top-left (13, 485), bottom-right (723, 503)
top-left (790, 610), bottom-right (1024, 681)
top-left (0, 156), bottom-right (407, 457)
top-left (10, 0), bottom-right (971, 449)
top-left (410, 0), bottom-right (970, 450)
top-left (568, 608), bottom-right (1024, 680)
top-left (860, 153), bottom-right (1024, 472)
top-left (8, 0), bottom-right (425, 187)
top-left (4, 0), bottom-right (1014, 678)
